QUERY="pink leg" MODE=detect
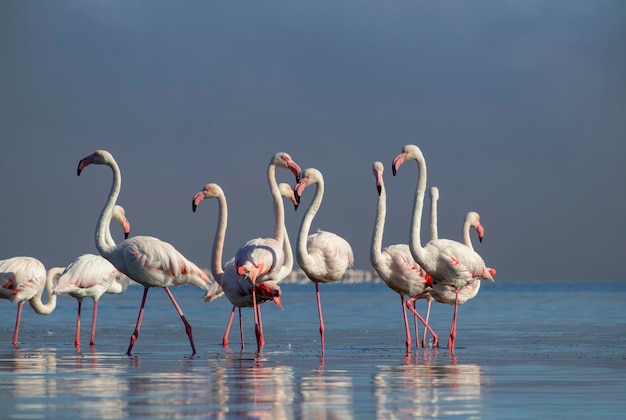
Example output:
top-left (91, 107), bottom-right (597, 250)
top-left (238, 308), bottom-right (245, 351)
top-left (251, 286), bottom-right (263, 352)
top-left (256, 303), bottom-right (265, 351)
top-left (126, 287), bottom-right (149, 356)
top-left (422, 298), bottom-right (432, 348)
top-left (447, 290), bottom-right (460, 352)
top-left (75, 300), bottom-right (82, 350)
top-left (13, 303), bottom-right (23, 346)
top-left (163, 287), bottom-right (196, 355)
top-left (406, 295), bottom-right (438, 347)
top-left (222, 305), bottom-right (235, 348)
top-left (315, 283), bottom-right (325, 355)
top-left (413, 301), bottom-right (420, 348)
top-left (400, 295), bottom-right (412, 350)
top-left (90, 300), bottom-right (99, 346)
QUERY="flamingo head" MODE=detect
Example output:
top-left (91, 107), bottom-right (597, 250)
top-left (294, 167), bottom-right (323, 204)
top-left (77, 150), bottom-right (114, 175)
top-left (466, 211), bottom-right (484, 243)
top-left (272, 152), bottom-right (302, 183)
top-left (278, 183), bottom-right (298, 211)
top-left (429, 186), bottom-right (439, 202)
top-left (255, 282), bottom-right (283, 310)
top-left (372, 161), bottom-right (384, 196)
top-left (192, 183), bottom-right (224, 212)
top-left (392, 144), bottom-right (424, 176)
top-left (111, 205), bottom-right (131, 239)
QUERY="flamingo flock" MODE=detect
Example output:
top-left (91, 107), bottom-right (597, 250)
top-left (1, 145), bottom-right (495, 355)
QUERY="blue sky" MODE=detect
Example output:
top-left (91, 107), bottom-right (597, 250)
top-left (1, 1), bottom-right (624, 281)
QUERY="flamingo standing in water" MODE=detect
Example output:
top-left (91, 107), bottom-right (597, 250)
top-left (392, 144), bottom-right (494, 352)
top-left (369, 161), bottom-right (438, 350)
top-left (423, 188), bottom-right (495, 347)
top-left (1, 257), bottom-right (63, 345)
top-left (77, 150), bottom-right (211, 355)
top-left (414, 187), bottom-right (494, 347)
top-left (53, 205), bottom-right (132, 350)
top-left (234, 152), bottom-right (301, 351)
top-left (294, 167), bottom-right (354, 356)
top-left (193, 183), bottom-right (296, 350)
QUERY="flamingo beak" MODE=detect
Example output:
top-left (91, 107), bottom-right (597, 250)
top-left (392, 153), bottom-right (407, 176)
top-left (273, 296), bottom-right (283, 310)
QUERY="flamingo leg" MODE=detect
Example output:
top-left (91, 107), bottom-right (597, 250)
top-left (126, 287), bottom-right (149, 356)
top-left (75, 300), bottom-right (82, 350)
top-left (251, 285), bottom-right (262, 352)
top-left (315, 282), bottom-right (325, 355)
top-left (13, 303), bottom-right (23, 346)
top-left (413, 300), bottom-right (420, 348)
top-left (238, 308), bottom-right (245, 351)
top-left (90, 300), bottom-right (99, 346)
top-left (422, 298), bottom-right (432, 348)
top-left (257, 303), bottom-right (265, 351)
top-left (448, 290), bottom-right (460, 352)
top-left (163, 287), bottom-right (196, 355)
top-left (400, 295), bottom-right (412, 350)
top-left (222, 305), bottom-right (235, 348)
top-left (406, 295), bottom-right (438, 347)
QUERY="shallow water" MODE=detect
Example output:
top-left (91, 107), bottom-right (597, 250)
top-left (1, 281), bottom-right (625, 419)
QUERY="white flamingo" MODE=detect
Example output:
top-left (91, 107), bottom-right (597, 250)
top-left (53, 205), bottom-right (132, 350)
top-left (294, 167), bottom-right (354, 356)
top-left (193, 183), bottom-right (296, 350)
top-left (391, 144), bottom-right (494, 351)
top-left (1, 257), bottom-right (63, 345)
top-left (77, 149), bottom-right (211, 356)
top-left (425, 188), bottom-right (495, 347)
top-left (369, 162), bottom-right (438, 349)
top-left (234, 152), bottom-right (301, 351)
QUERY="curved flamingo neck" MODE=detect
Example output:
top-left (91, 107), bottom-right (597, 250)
top-left (462, 218), bottom-right (474, 251)
top-left (430, 192), bottom-right (438, 241)
top-left (409, 153), bottom-right (428, 265)
top-left (370, 179), bottom-right (386, 268)
top-left (96, 159), bottom-right (121, 258)
top-left (211, 192), bottom-right (228, 283)
top-left (268, 163), bottom-right (285, 245)
top-left (29, 267), bottom-right (62, 315)
top-left (297, 178), bottom-right (323, 268)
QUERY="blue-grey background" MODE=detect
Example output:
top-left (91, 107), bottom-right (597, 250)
top-left (1, 1), bottom-right (624, 281)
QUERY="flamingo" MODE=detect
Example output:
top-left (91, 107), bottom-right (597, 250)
top-left (294, 167), bottom-right (354, 356)
top-left (392, 144), bottom-right (494, 352)
top-left (424, 188), bottom-right (495, 347)
top-left (369, 162), bottom-right (438, 350)
top-left (234, 152), bottom-right (301, 351)
top-left (77, 150), bottom-right (211, 356)
top-left (1, 257), bottom-right (63, 345)
top-left (53, 205), bottom-right (132, 350)
top-left (193, 183), bottom-right (296, 350)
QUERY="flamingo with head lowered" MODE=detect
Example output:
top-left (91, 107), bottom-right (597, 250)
top-left (233, 152), bottom-right (301, 352)
top-left (193, 182), bottom-right (297, 350)
top-left (1, 257), bottom-right (63, 345)
top-left (53, 205), bottom-right (132, 351)
top-left (77, 150), bottom-right (211, 356)
top-left (294, 167), bottom-right (354, 356)
top-left (392, 144), bottom-right (495, 352)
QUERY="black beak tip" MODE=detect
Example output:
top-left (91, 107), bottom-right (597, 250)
top-left (377, 185), bottom-right (382, 196)
top-left (294, 203), bottom-right (299, 211)
top-left (125, 232), bottom-right (130, 240)
top-left (392, 167), bottom-right (397, 177)
top-left (479, 237), bottom-right (483, 243)
top-left (192, 202), bottom-right (197, 213)
top-left (77, 168), bottom-right (82, 176)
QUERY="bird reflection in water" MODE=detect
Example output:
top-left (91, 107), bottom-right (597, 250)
top-left (374, 352), bottom-right (483, 418)
top-left (300, 367), bottom-right (354, 419)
